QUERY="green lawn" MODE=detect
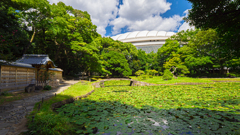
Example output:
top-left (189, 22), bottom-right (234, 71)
top-left (104, 80), bottom-right (131, 86)
top-left (43, 81), bottom-right (240, 135)
top-left (130, 76), bottom-right (240, 84)
top-left (26, 81), bottom-right (94, 135)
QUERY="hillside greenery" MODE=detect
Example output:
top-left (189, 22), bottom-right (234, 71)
top-left (1, 0), bottom-right (239, 78)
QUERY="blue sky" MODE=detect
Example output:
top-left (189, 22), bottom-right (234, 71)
top-left (48, 0), bottom-right (194, 37)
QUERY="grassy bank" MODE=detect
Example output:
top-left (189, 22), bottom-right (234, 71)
top-left (130, 76), bottom-right (240, 84)
top-left (25, 81), bottom-right (93, 135)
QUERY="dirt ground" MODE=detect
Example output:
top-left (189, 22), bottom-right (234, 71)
top-left (0, 89), bottom-right (54, 106)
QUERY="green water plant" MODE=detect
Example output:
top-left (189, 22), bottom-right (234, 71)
top-left (55, 82), bottom-right (240, 134)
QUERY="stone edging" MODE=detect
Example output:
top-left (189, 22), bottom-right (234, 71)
top-left (51, 89), bottom-right (95, 110)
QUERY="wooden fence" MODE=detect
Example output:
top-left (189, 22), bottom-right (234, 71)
top-left (0, 64), bottom-right (63, 92)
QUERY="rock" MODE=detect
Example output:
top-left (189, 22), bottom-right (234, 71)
top-left (0, 122), bottom-right (11, 129)
top-left (0, 129), bottom-right (9, 135)
top-left (25, 84), bottom-right (35, 93)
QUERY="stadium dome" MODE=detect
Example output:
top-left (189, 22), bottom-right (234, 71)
top-left (111, 31), bottom-right (175, 53)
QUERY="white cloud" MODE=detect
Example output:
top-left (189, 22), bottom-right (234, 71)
top-left (110, 0), bottom-right (184, 35)
top-left (110, 15), bottom-right (182, 35)
top-left (48, 0), bottom-right (118, 36)
top-left (118, 0), bottom-right (171, 21)
top-left (178, 22), bottom-right (195, 32)
top-left (47, 0), bottom-right (194, 36)
top-left (177, 9), bottom-right (195, 32)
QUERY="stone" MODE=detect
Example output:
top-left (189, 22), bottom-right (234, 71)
top-left (0, 122), bottom-right (11, 129)
top-left (25, 84), bottom-right (35, 93)
top-left (0, 129), bottom-right (9, 135)
top-left (26, 106), bottom-right (34, 110)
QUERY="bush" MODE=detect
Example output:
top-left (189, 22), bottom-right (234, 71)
top-left (135, 70), bottom-right (145, 76)
top-left (227, 73), bottom-right (240, 77)
top-left (146, 69), bottom-right (158, 76)
top-left (142, 75), bottom-right (148, 80)
top-left (149, 75), bottom-right (153, 78)
top-left (137, 74), bottom-right (148, 80)
top-left (1, 91), bottom-right (12, 96)
top-left (163, 69), bottom-right (173, 80)
top-left (44, 85), bottom-right (52, 90)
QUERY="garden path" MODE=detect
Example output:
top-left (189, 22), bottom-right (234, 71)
top-left (0, 80), bottom-right (79, 135)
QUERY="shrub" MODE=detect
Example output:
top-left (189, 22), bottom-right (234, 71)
top-left (1, 91), bottom-right (12, 96)
top-left (149, 75), bottom-right (153, 78)
top-left (147, 69), bottom-right (158, 76)
top-left (137, 74), bottom-right (148, 80)
top-left (163, 69), bottom-right (173, 80)
top-left (137, 75), bottom-right (143, 80)
top-left (135, 70), bottom-right (145, 76)
top-left (44, 85), bottom-right (52, 90)
top-left (142, 75), bottom-right (148, 80)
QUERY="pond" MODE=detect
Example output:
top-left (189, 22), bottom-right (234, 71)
top-left (56, 82), bottom-right (240, 134)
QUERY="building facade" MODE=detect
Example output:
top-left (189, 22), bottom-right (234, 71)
top-left (111, 31), bottom-right (175, 53)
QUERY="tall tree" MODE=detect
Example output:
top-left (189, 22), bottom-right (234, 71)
top-left (185, 0), bottom-right (240, 56)
top-left (0, 0), bottom-right (29, 62)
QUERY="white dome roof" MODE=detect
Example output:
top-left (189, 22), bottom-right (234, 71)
top-left (111, 31), bottom-right (175, 42)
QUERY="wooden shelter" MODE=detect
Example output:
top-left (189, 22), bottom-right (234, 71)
top-left (0, 54), bottom-right (63, 92)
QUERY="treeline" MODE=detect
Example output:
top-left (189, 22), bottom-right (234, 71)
top-left (0, 0), bottom-right (137, 77)
top-left (1, 0), bottom-right (239, 77)
top-left (130, 29), bottom-right (240, 77)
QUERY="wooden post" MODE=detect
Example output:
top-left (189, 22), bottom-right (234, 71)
top-left (15, 67), bottom-right (17, 89)
top-left (130, 81), bottom-right (137, 86)
top-left (27, 68), bottom-right (29, 85)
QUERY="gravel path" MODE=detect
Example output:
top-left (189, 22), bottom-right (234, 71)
top-left (0, 80), bottom-right (79, 135)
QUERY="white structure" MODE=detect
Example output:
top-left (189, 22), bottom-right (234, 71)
top-left (111, 31), bottom-right (175, 53)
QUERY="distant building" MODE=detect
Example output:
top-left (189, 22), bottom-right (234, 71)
top-left (111, 31), bottom-right (175, 53)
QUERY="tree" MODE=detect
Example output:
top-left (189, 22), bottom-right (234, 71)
top-left (163, 54), bottom-right (189, 77)
top-left (0, 0), bottom-right (29, 62)
top-left (101, 51), bottom-right (132, 77)
top-left (135, 70), bottom-right (145, 76)
top-left (158, 29), bottom-right (235, 76)
top-left (185, 0), bottom-right (240, 56)
top-left (162, 69), bottom-right (173, 80)
top-left (157, 39), bottom-right (181, 72)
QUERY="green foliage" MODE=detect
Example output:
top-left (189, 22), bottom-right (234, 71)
top-left (44, 85), bottom-right (52, 90)
top-left (130, 76), bottom-right (240, 84)
top-left (102, 51), bottom-right (132, 77)
top-left (27, 82), bottom-right (93, 135)
top-left (137, 74), bottom-right (148, 80)
top-left (162, 69), bottom-right (173, 80)
top-left (53, 82), bottom-right (240, 134)
top-left (1, 91), bottom-right (12, 96)
top-left (146, 69), bottom-right (158, 76)
top-left (185, 0), bottom-right (240, 56)
top-left (158, 28), bottom-right (239, 76)
top-left (104, 80), bottom-right (131, 86)
top-left (164, 54), bottom-right (190, 76)
top-left (28, 114), bottom-right (73, 135)
top-left (0, 0), bottom-right (29, 62)
top-left (135, 70), bottom-right (145, 76)
top-left (1, 0), bottom-right (138, 77)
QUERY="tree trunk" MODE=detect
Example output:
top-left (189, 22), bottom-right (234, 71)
top-left (23, 27), bottom-right (36, 55)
